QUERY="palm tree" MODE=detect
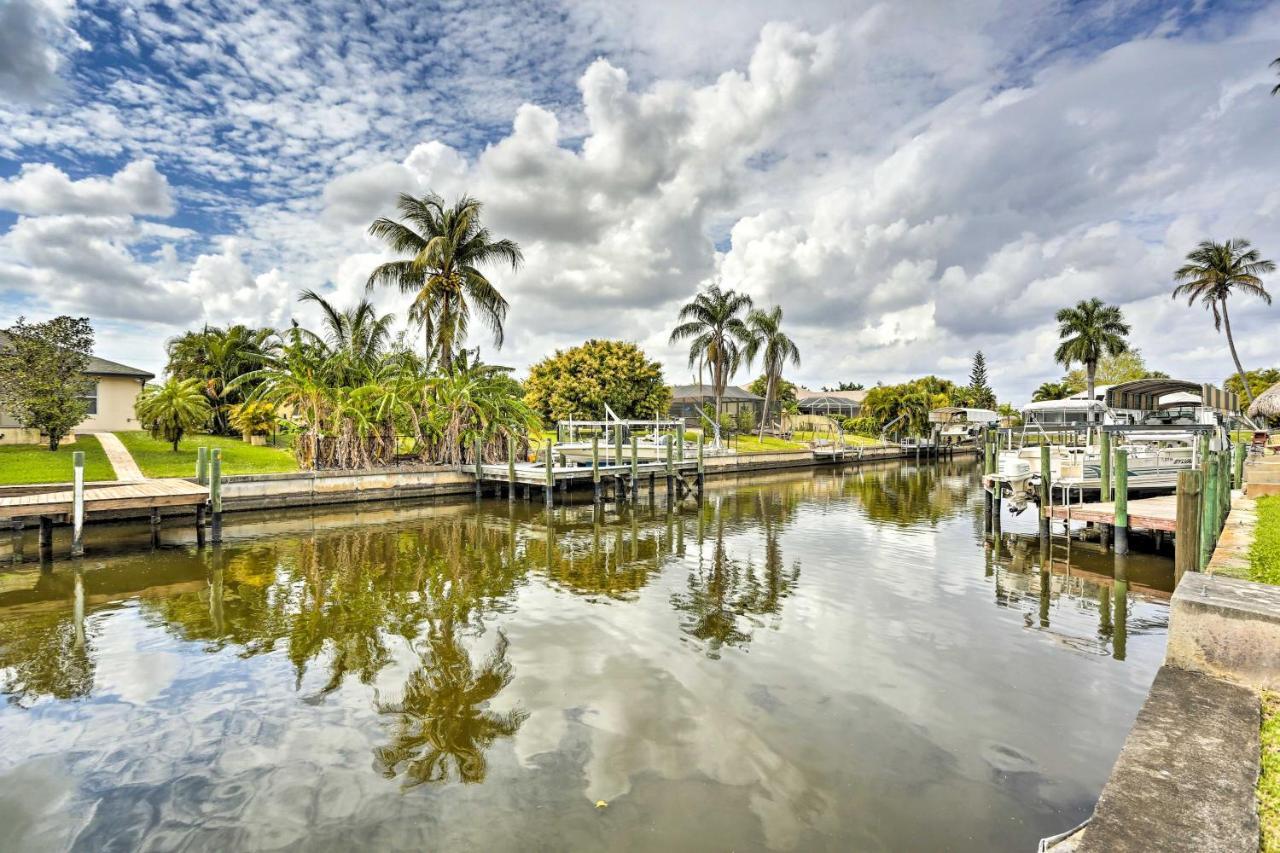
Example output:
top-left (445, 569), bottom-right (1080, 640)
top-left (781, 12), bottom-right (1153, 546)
top-left (1172, 239), bottom-right (1275, 405)
top-left (164, 325), bottom-right (272, 434)
top-left (366, 193), bottom-right (522, 372)
top-left (1053, 298), bottom-right (1131, 421)
top-left (744, 305), bottom-right (800, 440)
top-left (1031, 381), bottom-right (1072, 402)
top-left (134, 377), bottom-right (212, 451)
top-left (298, 289), bottom-right (395, 383)
top-left (669, 283), bottom-right (754, 446)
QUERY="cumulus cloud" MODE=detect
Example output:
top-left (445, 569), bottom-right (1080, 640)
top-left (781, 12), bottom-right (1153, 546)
top-left (0, 0), bottom-right (82, 102)
top-left (0, 159), bottom-right (174, 216)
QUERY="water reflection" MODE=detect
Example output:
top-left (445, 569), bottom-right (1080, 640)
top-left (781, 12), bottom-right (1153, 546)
top-left (0, 460), bottom-right (1177, 851)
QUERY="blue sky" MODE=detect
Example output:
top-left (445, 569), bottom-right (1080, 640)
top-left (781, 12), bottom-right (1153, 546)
top-left (2, 0), bottom-right (1279, 400)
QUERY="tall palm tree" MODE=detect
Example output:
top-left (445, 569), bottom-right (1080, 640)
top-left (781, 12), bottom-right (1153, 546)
top-left (1053, 298), bottom-right (1130, 421)
top-left (669, 283), bottom-right (754, 446)
top-left (297, 289), bottom-right (395, 384)
top-left (366, 193), bottom-right (522, 372)
top-left (134, 377), bottom-right (212, 451)
top-left (1172, 238), bottom-right (1275, 405)
top-left (744, 305), bottom-right (800, 440)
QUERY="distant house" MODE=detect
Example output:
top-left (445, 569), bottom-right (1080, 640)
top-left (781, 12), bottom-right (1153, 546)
top-left (0, 347), bottom-right (154, 445)
top-left (669, 384), bottom-right (765, 428)
top-left (795, 388), bottom-right (867, 419)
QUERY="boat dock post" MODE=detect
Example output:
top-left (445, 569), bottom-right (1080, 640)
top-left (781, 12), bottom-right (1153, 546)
top-left (631, 436), bottom-right (639, 501)
top-left (1039, 445), bottom-right (1051, 539)
top-left (474, 439), bottom-right (483, 499)
top-left (665, 436), bottom-right (674, 502)
top-left (1114, 448), bottom-right (1129, 555)
top-left (543, 439), bottom-right (553, 508)
top-left (1174, 469), bottom-right (1202, 584)
top-left (508, 437), bottom-right (516, 502)
top-left (591, 435), bottom-right (601, 504)
top-left (1198, 450), bottom-right (1217, 570)
top-left (210, 448), bottom-right (223, 543)
top-left (982, 438), bottom-right (993, 534)
top-left (71, 451), bottom-right (85, 557)
top-left (697, 438), bottom-right (705, 498)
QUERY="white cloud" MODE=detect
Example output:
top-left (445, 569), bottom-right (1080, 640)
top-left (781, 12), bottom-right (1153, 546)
top-left (0, 0), bottom-right (83, 102)
top-left (0, 159), bottom-right (174, 216)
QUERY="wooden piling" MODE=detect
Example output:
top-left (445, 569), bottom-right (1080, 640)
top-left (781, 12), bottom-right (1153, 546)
top-left (474, 438), bottom-right (483, 498)
top-left (1039, 444), bottom-right (1051, 539)
top-left (614, 425), bottom-right (623, 468)
top-left (1114, 448), bottom-right (1129, 555)
top-left (665, 435), bottom-right (674, 500)
top-left (210, 447), bottom-right (223, 544)
top-left (544, 439), bottom-right (553, 507)
top-left (150, 507), bottom-right (161, 548)
top-left (1175, 469), bottom-right (1202, 584)
top-left (631, 436), bottom-right (639, 501)
top-left (508, 437), bottom-right (516, 502)
top-left (195, 503), bottom-right (206, 547)
top-left (38, 516), bottom-right (52, 551)
top-left (71, 450), bottom-right (85, 557)
top-left (696, 436), bottom-right (705, 498)
top-left (1198, 453), bottom-right (1217, 571)
top-left (592, 435), bottom-right (601, 504)
top-left (1233, 441), bottom-right (1245, 490)
top-left (1100, 431), bottom-right (1112, 502)
top-left (196, 446), bottom-right (208, 485)
top-left (1218, 448), bottom-right (1231, 528)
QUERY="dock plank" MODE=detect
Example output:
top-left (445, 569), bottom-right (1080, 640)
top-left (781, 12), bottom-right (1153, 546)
top-left (1047, 494), bottom-right (1179, 532)
top-left (0, 478), bottom-right (208, 520)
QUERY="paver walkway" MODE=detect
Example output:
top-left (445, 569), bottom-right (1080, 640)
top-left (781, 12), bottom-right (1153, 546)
top-left (89, 431), bottom-right (146, 482)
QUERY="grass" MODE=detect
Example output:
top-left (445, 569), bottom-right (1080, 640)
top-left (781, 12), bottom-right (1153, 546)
top-left (0, 435), bottom-right (117, 485)
top-left (1251, 496), bottom-right (1280, 586)
top-left (730, 434), bottom-right (809, 454)
top-left (115, 431), bottom-right (298, 478)
top-left (1261, 691), bottom-right (1280, 852)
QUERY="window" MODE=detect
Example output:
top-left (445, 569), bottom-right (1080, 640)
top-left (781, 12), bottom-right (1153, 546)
top-left (82, 381), bottom-right (98, 416)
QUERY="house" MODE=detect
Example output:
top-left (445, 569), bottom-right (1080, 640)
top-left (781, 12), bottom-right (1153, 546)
top-left (669, 384), bottom-right (766, 429)
top-left (0, 349), bottom-right (154, 445)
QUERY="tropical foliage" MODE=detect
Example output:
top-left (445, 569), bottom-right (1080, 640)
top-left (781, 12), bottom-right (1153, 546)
top-left (135, 377), bottom-right (213, 451)
top-left (522, 339), bottom-right (670, 423)
top-left (1053, 298), bottom-right (1130, 414)
top-left (669, 283), bottom-right (754, 441)
top-left (744, 305), bottom-right (801, 438)
top-left (1060, 348), bottom-right (1166, 394)
top-left (164, 324), bottom-right (272, 434)
top-left (1225, 368), bottom-right (1280, 401)
top-left (747, 375), bottom-right (798, 409)
top-left (240, 291), bottom-right (537, 470)
top-left (366, 193), bottom-right (522, 372)
top-left (861, 376), bottom-right (965, 437)
top-left (1031, 381), bottom-right (1072, 402)
top-left (228, 399), bottom-right (279, 438)
top-left (0, 316), bottom-right (95, 451)
top-left (1172, 238), bottom-right (1275, 405)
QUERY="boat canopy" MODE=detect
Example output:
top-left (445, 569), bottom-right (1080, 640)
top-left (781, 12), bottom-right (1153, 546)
top-left (928, 407), bottom-right (999, 423)
top-left (1104, 379), bottom-right (1238, 414)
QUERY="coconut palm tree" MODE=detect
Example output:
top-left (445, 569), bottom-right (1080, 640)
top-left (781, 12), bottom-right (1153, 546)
top-left (1172, 238), bottom-right (1275, 405)
top-left (1031, 381), bottom-right (1072, 402)
top-left (298, 289), bottom-right (395, 383)
top-left (134, 377), bottom-right (212, 451)
top-left (1053, 298), bottom-right (1131, 421)
top-left (669, 283), bottom-right (754, 446)
top-left (744, 305), bottom-right (800, 440)
top-left (366, 193), bottom-right (522, 372)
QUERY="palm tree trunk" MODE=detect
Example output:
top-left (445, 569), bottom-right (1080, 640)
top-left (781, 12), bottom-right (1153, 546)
top-left (758, 373), bottom-right (773, 441)
top-left (1086, 362), bottom-right (1097, 424)
top-left (1220, 298), bottom-right (1254, 405)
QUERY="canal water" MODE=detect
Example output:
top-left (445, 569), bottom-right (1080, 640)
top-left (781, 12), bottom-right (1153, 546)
top-left (0, 458), bottom-right (1172, 851)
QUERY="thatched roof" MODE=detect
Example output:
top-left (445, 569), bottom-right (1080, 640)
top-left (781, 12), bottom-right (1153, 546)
top-left (1248, 381), bottom-right (1280, 419)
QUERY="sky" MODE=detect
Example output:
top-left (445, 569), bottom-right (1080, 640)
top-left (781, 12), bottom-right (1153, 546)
top-left (1, 0), bottom-right (1278, 403)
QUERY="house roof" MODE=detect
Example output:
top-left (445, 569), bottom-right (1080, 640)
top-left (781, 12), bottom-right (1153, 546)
top-left (796, 387), bottom-right (868, 404)
top-left (670, 384), bottom-right (763, 401)
top-left (0, 331), bottom-right (153, 379)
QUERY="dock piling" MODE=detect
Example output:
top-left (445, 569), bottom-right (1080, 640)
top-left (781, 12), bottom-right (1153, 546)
top-left (1100, 431), bottom-right (1112, 502)
top-left (1175, 469), bottom-right (1202, 584)
top-left (1233, 440), bottom-right (1245, 490)
top-left (71, 450), bottom-right (85, 557)
top-left (544, 439), bottom-right (554, 508)
top-left (474, 439), bottom-right (483, 498)
top-left (150, 507), bottom-right (161, 548)
top-left (10, 519), bottom-right (24, 565)
top-left (1198, 452), bottom-right (1217, 571)
top-left (592, 435), bottom-right (601, 504)
top-left (1114, 448), bottom-right (1129, 555)
top-left (508, 437), bottom-right (516, 502)
top-left (210, 448), bottom-right (223, 544)
top-left (1039, 444), bottom-right (1051, 539)
top-left (38, 516), bottom-right (52, 552)
top-left (195, 504), bottom-right (206, 547)
top-left (196, 446), bottom-right (208, 485)
top-left (697, 437), bottom-right (705, 498)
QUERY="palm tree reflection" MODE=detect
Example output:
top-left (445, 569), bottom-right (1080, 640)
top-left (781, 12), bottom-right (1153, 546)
top-left (373, 627), bottom-right (527, 787)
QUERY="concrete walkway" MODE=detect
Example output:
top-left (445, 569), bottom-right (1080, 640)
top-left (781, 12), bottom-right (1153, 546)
top-left (88, 432), bottom-right (145, 482)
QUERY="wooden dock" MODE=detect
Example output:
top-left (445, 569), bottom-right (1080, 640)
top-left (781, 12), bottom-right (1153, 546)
top-left (1, 478), bottom-right (209, 562)
top-left (1047, 494), bottom-right (1178, 532)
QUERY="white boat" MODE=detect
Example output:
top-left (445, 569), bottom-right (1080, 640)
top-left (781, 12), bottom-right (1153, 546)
top-left (984, 379), bottom-right (1240, 511)
top-left (928, 407), bottom-right (1000, 444)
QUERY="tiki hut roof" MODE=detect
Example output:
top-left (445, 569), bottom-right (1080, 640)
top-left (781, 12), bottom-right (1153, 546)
top-left (1248, 381), bottom-right (1280, 420)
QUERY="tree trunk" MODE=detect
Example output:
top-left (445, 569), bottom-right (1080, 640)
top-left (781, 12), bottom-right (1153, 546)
top-left (48, 433), bottom-right (60, 451)
top-left (1086, 362), bottom-right (1097, 424)
top-left (758, 374), bottom-right (773, 441)
top-left (1220, 298), bottom-right (1254, 405)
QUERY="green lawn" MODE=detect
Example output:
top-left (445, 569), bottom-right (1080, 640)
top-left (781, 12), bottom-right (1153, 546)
top-left (1251, 496), bottom-right (1280, 586)
top-left (1261, 691), bottom-right (1280, 852)
top-left (0, 435), bottom-right (117, 485)
top-left (115, 431), bottom-right (298, 478)
top-left (731, 435), bottom-right (809, 454)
